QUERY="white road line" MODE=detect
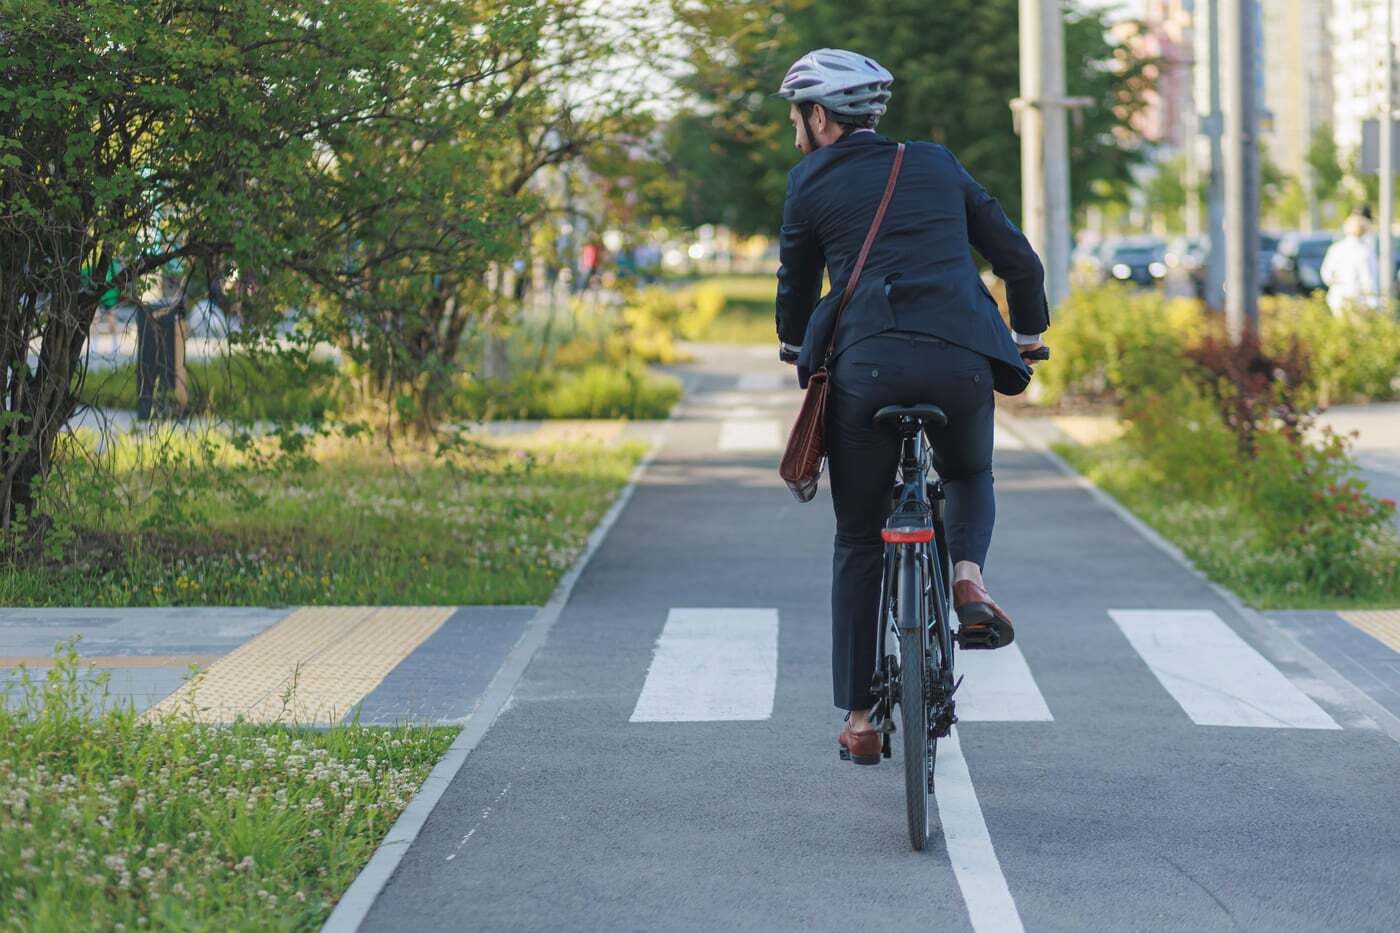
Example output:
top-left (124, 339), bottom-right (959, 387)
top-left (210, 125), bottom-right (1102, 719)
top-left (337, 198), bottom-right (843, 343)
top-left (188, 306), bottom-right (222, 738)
top-left (736, 373), bottom-right (786, 390)
top-left (955, 644), bottom-right (1053, 721)
top-left (718, 418), bottom-right (781, 451)
top-left (630, 609), bottom-right (778, 722)
top-left (936, 728), bottom-right (1026, 933)
top-left (1109, 610), bottom-right (1341, 729)
top-left (993, 426), bottom-right (1026, 451)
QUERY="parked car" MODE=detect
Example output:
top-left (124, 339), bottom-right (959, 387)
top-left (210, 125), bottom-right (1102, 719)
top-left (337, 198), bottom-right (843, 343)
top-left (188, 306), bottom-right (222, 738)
top-left (1269, 232), bottom-right (1334, 296)
top-left (1099, 237), bottom-right (1167, 288)
top-left (1257, 233), bottom-right (1282, 294)
top-left (1163, 235), bottom-right (1206, 297)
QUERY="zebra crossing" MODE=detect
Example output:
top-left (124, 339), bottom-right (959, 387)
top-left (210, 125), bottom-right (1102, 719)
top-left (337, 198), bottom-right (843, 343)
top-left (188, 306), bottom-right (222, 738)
top-left (630, 606), bottom-right (1340, 730)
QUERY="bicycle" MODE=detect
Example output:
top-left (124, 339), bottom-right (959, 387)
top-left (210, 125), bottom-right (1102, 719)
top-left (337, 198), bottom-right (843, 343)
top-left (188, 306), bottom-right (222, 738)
top-left (851, 348), bottom-right (1046, 850)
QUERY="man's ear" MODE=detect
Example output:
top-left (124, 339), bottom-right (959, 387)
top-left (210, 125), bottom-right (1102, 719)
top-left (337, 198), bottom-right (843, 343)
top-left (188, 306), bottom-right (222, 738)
top-left (810, 103), bottom-right (827, 133)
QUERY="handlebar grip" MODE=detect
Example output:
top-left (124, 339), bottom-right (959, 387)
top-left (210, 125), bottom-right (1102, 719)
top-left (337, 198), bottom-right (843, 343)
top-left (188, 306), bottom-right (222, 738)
top-left (1020, 345), bottom-right (1051, 362)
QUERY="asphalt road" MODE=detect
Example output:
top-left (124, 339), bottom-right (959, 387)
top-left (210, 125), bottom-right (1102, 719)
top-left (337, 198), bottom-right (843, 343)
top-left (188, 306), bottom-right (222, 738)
top-left (359, 345), bottom-right (1400, 932)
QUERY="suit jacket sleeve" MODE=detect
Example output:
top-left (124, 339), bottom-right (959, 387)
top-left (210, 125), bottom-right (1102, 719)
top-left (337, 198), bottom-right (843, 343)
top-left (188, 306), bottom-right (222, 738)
top-left (775, 171), bottom-right (825, 348)
top-left (949, 150), bottom-right (1050, 336)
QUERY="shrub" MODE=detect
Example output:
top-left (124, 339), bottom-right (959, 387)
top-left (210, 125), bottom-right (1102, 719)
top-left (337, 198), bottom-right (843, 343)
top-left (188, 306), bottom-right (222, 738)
top-left (1035, 284), bottom-right (1201, 404)
top-left (78, 352), bottom-right (341, 424)
top-left (1258, 295), bottom-right (1400, 405)
top-left (1091, 377), bottom-right (1399, 603)
top-left (456, 363), bottom-right (680, 421)
top-left (1042, 285), bottom-right (1400, 408)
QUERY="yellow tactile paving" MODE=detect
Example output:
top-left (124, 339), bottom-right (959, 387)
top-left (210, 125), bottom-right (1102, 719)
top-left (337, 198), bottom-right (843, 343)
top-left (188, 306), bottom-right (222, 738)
top-left (147, 606), bottom-right (453, 725)
top-left (1340, 610), bottom-right (1400, 653)
top-left (242, 607), bottom-right (454, 724)
top-left (0, 655), bottom-right (215, 669)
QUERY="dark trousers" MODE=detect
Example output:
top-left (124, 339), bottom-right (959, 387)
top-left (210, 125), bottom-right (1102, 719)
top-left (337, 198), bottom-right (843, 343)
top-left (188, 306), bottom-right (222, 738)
top-left (826, 332), bottom-right (996, 710)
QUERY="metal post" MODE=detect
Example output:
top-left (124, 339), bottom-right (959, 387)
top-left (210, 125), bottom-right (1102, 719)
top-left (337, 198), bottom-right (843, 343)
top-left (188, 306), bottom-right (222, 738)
top-left (1018, 0), bottom-right (1048, 284)
top-left (1041, 0), bottom-right (1073, 310)
top-left (1221, 0), bottom-right (1260, 341)
top-left (1382, 0), bottom-right (1396, 309)
top-left (1201, 0), bottom-right (1227, 311)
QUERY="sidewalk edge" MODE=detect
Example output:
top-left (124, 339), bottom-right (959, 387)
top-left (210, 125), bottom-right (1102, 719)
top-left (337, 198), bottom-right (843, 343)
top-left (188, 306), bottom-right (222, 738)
top-left (998, 412), bottom-right (1400, 745)
top-left (322, 420), bottom-right (671, 933)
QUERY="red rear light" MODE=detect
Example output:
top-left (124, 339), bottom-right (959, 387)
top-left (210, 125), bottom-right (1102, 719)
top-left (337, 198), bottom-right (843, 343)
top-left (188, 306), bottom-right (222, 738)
top-left (882, 528), bottom-right (934, 543)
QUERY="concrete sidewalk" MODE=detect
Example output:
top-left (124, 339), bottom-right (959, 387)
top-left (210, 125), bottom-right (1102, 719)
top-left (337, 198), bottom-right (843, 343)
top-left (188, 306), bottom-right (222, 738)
top-left (0, 606), bottom-right (536, 726)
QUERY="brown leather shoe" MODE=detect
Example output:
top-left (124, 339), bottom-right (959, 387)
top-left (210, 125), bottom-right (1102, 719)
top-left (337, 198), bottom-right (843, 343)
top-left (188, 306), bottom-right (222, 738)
top-left (838, 723), bottom-right (882, 766)
top-left (953, 579), bottom-right (1015, 649)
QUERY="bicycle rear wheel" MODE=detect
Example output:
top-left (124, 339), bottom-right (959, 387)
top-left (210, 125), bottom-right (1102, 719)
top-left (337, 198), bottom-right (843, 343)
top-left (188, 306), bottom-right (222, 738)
top-left (897, 546), bottom-right (930, 851)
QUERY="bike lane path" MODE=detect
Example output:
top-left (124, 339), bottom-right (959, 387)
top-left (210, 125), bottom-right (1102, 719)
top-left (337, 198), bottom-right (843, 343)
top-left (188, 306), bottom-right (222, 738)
top-left (354, 344), bottom-right (1400, 932)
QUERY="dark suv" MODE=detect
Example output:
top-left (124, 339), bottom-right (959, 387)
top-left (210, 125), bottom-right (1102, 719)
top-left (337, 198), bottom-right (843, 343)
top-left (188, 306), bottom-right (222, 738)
top-left (1268, 232), bottom-right (1334, 296)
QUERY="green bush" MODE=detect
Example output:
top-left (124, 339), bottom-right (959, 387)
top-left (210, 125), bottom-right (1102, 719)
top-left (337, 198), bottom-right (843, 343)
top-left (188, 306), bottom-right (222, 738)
top-left (1042, 285), bottom-right (1400, 408)
top-left (78, 352), bottom-right (342, 423)
top-left (1035, 284), bottom-right (1205, 404)
top-left (456, 363), bottom-right (680, 421)
top-left (1117, 378), bottom-right (1399, 601)
top-left (677, 274), bottom-right (774, 345)
top-left (1259, 295), bottom-right (1400, 405)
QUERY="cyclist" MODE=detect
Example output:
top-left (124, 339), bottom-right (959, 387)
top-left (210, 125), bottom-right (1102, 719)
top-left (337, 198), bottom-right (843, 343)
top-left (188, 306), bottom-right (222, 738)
top-left (773, 49), bottom-right (1050, 764)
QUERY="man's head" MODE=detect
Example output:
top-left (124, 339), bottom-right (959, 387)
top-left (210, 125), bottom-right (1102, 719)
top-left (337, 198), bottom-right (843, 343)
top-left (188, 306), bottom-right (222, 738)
top-left (787, 102), bottom-right (867, 155)
top-left (776, 49), bottom-right (893, 155)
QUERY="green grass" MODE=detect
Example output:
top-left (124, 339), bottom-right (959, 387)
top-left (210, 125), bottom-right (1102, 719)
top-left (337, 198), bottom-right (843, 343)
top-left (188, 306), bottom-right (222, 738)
top-left (0, 647), bottom-right (454, 931)
top-left (1059, 440), bottom-right (1400, 610)
top-left (457, 363), bottom-right (681, 420)
top-left (79, 353), bottom-right (340, 423)
top-left (686, 274), bottom-right (776, 345)
top-left (5, 431), bottom-right (644, 606)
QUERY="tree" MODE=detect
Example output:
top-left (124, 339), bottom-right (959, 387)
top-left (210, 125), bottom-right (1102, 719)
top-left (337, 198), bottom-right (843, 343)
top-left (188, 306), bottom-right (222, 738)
top-left (0, 0), bottom-right (578, 537)
top-left (1306, 123), bottom-right (1345, 209)
top-left (663, 0), bottom-right (1153, 236)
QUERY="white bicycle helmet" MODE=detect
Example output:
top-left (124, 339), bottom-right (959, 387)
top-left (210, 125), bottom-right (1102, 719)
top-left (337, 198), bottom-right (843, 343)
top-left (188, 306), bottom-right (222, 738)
top-left (776, 48), bottom-right (893, 123)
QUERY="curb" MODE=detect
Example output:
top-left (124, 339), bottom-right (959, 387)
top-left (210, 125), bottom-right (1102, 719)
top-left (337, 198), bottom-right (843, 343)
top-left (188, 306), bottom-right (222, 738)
top-left (997, 412), bottom-right (1400, 746)
top-left (321, 419), bottom-right (672, 932)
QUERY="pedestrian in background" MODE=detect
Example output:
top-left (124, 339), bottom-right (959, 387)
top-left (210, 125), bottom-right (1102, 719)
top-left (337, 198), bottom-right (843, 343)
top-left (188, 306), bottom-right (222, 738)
top-left (1320, 205), bottom-right (1381, 315)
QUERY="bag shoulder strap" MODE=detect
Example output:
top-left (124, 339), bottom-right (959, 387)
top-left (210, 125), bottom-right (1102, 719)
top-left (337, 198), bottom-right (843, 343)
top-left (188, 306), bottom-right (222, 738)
top-left (822, 141), bottom-right (905, 362)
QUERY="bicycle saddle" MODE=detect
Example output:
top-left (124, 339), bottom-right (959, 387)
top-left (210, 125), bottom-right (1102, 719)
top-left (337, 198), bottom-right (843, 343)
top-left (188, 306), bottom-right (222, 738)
top-left (872, 403), bottom-right (948, 430)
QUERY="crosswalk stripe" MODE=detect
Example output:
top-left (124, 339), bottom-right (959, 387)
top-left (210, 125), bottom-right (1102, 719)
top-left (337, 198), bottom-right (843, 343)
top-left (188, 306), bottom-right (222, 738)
top-left (718, 418), bottom-right (781, 451)
top-left (629, 608), bottom-right (778, 722)
top-left (955, 644), bottom-right (1053, 721)
top-left (937, 727), bottom-right (1027, 933)
top-left (1109, 610), bottom-right (1341, 729)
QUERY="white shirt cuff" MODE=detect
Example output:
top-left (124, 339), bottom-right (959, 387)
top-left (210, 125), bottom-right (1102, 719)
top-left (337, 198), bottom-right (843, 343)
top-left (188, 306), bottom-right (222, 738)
top-left (1012, 331), bottom-right (1042, 346)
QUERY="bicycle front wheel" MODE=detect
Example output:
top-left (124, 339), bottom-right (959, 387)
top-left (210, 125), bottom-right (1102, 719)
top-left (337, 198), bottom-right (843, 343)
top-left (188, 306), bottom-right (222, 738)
top-left (897, 545), bottom-right (930, 851)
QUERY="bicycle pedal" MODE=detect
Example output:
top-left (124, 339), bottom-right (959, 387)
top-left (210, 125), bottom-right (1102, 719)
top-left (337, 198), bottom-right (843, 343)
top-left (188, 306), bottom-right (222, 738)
top-left (955, 626), bottom-right (1002, 650)
top-left (839, 747), bottom-right (851, 761)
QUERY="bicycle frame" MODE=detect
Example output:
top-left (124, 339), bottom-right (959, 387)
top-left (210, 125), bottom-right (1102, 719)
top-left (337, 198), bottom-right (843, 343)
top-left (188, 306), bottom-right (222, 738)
top-left (871, 423), bottom-right (956, 740)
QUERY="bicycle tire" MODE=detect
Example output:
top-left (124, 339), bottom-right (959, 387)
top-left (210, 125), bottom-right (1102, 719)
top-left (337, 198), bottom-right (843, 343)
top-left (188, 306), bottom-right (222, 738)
top-left (897, 545), bottom-right (930, 851)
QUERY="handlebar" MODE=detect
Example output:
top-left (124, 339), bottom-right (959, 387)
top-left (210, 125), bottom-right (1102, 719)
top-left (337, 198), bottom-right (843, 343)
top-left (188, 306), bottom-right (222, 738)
top-left (1020, 345), bottom-right (1051, 362)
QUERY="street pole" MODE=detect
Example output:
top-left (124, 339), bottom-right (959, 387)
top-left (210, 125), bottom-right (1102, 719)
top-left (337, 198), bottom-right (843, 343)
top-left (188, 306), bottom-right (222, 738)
top-left (1201, 0), bottom-right (1227, 311)
top-left (1018, 0), bottom-right (1048, 295)
top-left (1382, 0), bottom-right (1395, 309)
top-left (1041, 0), bottom-right (1072, 310)
top-left (1014, 0), bottom-right (1087, 310)
top-left (1221, 0), bottom-right (1260, 342)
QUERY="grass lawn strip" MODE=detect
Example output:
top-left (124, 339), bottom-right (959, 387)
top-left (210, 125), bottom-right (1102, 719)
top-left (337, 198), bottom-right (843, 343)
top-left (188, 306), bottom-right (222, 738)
top-left (688, 274), bottom-right (776, 345)
top-left (1, 648), bottom-right (455, 931)
top-left (6, 433), bottom-right (646, 607)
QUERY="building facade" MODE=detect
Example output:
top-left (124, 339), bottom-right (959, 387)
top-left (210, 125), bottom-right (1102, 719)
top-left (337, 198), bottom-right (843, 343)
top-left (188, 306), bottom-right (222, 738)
top-left (1331, 0), bottom-right (1397, 154)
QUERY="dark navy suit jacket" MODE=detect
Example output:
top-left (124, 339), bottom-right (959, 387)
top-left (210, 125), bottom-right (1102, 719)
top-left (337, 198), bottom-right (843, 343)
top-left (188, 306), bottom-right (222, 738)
top-left (776, 132), bottom-right (1049, 393)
